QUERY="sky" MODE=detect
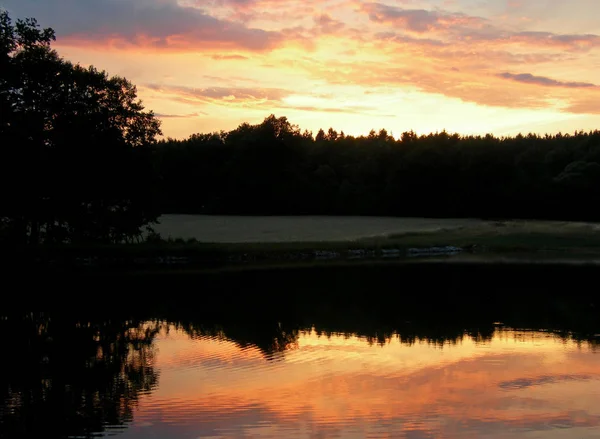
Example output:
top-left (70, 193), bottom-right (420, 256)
top-left (2, 0), bottom-right (600, 139)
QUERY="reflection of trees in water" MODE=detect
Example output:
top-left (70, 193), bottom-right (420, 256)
top-left (0, 313), bottom-right (160, 439)
top-left (163, 308), bottom-right (598, 358)
top-left (158, 319), bottom-right (491, 358)
top-left (151, 262), bottom-right (600, 357)
top-left (172, 320), bottom-right (301, 359)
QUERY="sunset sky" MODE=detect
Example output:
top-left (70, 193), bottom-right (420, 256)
top-left (2, 0), bottom-right (600, 139)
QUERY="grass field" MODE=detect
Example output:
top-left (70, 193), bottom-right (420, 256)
top-left (138, 215), bottom-right (600, 266)
top-left (153, 215), bottom-right (600, 249)
top-left (154, 215), bottom-right (488, 243)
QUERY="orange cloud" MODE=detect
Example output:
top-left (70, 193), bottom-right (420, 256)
top-left (145, 83), bottom-right (397, 120)
top-left (155, 112), bottom-right (208, 118)
top-left (314, 13), bottom-right (346, 34)
top-left (144, 84), bottom-right (289, 107)
top-left (498, 72), bottom-right (597, 88)
top-left (564, 98), bottom-right (600, 115)
top-left (211, 54), bottom-right (250, 60)
top-left (361, 3), bottom-right (487, 33)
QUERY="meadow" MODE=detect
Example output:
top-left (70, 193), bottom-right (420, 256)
top-left (153, 215), bottom-right (486, 243)
top-left (153, 215), bottom-right (600, 250)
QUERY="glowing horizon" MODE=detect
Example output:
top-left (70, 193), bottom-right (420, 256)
top-left (2, 0), bottom-right (599, 139)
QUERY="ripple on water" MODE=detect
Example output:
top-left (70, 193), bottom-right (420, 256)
top-left (69, 325), bottom-right (600, 438)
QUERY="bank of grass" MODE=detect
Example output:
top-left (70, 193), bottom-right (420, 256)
top-left (8, 219), bottom-right (600, 270)
top-left (146, 219), bottom-right (600, 253)
top-left (384, 221), bottom-right (600, 252)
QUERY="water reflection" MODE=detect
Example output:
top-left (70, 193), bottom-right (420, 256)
top-left (132, 327), bottom-right (600, 439)
top-left (0, 313), bottom-right (159, 439)
top-left (1, 311), bottom-right (599, 439)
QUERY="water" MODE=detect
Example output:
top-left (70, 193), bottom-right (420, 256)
top-left (130, 327), bottom-right (599, 439)
top-left (2, 263), bottom-right (600, 438)
top-left (1, 317), bottom-right (599, 439)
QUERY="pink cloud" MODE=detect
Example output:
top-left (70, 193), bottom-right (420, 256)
top-left (3, 0), bottom-right (284, 52)
top-left (361, 3), bottom-right (486, 33)
top-left (360, 3), bottom-right (600, 51)
top-left (498, 72), bottom-right (597, 88)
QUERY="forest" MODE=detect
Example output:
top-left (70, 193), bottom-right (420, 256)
top-left (155, 117), bottom-right (600, 220)
top-left (2, 10), bottom-right (600, 247)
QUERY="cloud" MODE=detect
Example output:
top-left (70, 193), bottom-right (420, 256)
top-left (286, 105), bottom-right (396, 117)
top-left (145, 84), bottom-right (289, 106)
top-left (508, 31), bottom-right (600, 51)
top-left (211, 54), bottom-right (250, 60)
top-left (498, 72), bottom-right (597, 88)
top-left (155, 112), bottom-right (208, 118)
top-left (374, 32), bottom-right (447, 47)
top-left (314, 13), bottom-right (346, 34)
top-left (6, 0), bottom-right (599, 123)
top-left (1, 0), bottom-right (283, 52)
top-left (211, 0), bottom-right (320, 25)
top-left (144, 83), bottom-right (396, 118)
top-left (360, 3), bottom-right (600, 51)
top-left (564, 98), bottom-right (600, 114)
top-left (361, 3), bottom-right (486, 33)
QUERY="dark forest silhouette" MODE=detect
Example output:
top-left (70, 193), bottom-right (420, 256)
top-left (3, 11), bottom-right (600, 250)
top-left (155, 116), bottom-right (600, 221)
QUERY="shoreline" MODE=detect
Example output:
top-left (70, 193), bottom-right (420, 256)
top-left (7, 216), bottom-right (600, 272)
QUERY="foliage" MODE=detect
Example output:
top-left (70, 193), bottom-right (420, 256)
top-left (155, 117), bottom-right (600, 221)
top-left (0, 11), bottom-right (161, 245)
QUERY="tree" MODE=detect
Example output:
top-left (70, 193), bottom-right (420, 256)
top-left (0, 11), bottom-right (161, 245)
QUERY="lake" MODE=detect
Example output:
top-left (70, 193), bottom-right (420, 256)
top-left (2, 264), bottom-right (600, 438)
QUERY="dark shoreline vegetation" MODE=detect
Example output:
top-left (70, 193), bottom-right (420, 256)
top-left (2, 12), bottom-right (600, 269)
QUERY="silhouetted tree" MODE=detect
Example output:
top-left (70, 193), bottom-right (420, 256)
top-left (0, 11), bottom-right (161, 246)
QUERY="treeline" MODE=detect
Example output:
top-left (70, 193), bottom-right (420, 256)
top-left (154, 116), bottom-right (600, 220)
